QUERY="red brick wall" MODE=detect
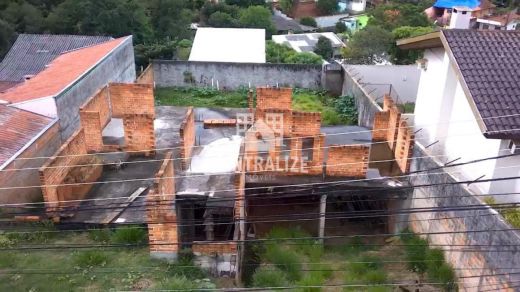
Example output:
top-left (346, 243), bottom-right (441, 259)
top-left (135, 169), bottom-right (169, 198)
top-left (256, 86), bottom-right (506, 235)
top-left (372, 111), bottom-right (390, 142)
top-left (147, 152), bottom-right (178, 254)
top-left (291, 111), bottom-right (321, 137)
top-left (192, 242), bottom-right (238, 255)
top-left (109, 83), bottom-right (155, 118)
top-left (123, 114), bottom-right (156, 156)
top-left (256, 108), bottom-right (293, 137)
top-left (180, 107), bottom-right (195, 169)
top-left (80, 86), bottom-right (111, 152)
top-left (256, 87), bottom-right (292, 111)
top-left (394, 120), bottom-right (414, 173)
top-left (308, 134), bottom-right (325, 174)
top-left (326, 145), bottom-right (369, 177)
top-left (39, 129), bottom-right (102, 214)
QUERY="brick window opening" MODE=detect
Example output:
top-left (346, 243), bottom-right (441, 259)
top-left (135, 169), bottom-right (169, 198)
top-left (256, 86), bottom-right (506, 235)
top-left (302, 137), bottom-right (315, 162)
top-left (102, 118), bottom-right (125, 146)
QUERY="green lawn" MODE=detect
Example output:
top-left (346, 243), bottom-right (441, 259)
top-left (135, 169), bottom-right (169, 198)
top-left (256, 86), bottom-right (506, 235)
top-left (356, 15), bottom-right (370, 28)
top-left (155, 87), bottom-right (356, 126)
top-left (0, 225), bottom-right (218, 291)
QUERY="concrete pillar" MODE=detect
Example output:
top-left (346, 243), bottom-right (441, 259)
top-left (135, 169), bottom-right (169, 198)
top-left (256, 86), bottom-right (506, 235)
top-left (319, 195), bottom-right (327, 244)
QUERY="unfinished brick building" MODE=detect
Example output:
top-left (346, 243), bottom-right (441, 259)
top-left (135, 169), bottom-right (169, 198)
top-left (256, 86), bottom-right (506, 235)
top-left (39, 81), bottom-right (158, 222)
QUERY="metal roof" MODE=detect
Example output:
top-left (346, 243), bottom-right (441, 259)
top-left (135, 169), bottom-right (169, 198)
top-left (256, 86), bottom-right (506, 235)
top-left (0, 34), bottom-right (112, 82)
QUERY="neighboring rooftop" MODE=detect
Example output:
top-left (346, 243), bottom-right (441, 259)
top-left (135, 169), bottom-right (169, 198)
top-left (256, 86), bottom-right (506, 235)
top-left (477, 10), bottom-right (520, 26)
top-left (315, 13), bottom-right (350, 28)
top-left (272, 13), bottom-right (316, 33)
top-left (0, 105), bottom-right (55, 168)
top-left (433, 0), bottom-right (479, 8)
top-left (0, 34), bottom-right (112, 84)
top-left (0, 36), bottom-right (130, 104)
top-left (397, 29), bottom-right (520, 139)
top-left (272, 32), bottom-right (345, 53)
top-left (189, 28), bottom-right (266, 63)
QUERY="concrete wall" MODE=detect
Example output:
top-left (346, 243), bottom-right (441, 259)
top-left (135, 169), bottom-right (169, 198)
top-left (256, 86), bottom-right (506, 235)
top-left (56, 37), bottom-right (136, 140)
top-left (0, 121), bottom-right (61, 205)
top-left (342, 65), bottom-right (382, 128)
top-left (152, 60), bottom-right (323, 90)
top-left (409, 144), bottom-right (520, 291)
top-left (347, 65), bottom-right (420, 103)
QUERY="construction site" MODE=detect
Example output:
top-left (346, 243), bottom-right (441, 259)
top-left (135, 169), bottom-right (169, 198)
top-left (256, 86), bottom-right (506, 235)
top-left (25, 65), bottom-right (417, 280)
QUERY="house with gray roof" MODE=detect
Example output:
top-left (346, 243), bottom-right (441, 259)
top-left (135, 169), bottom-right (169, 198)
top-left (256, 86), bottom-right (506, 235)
top-left (397, 29), bottom-right (520, 202)
top-left (272, 32), bottom-right (346, 58)
top-left (271, 11), bottom-right (316, 34)
top-left (0, 34), bottom-right (112, 91)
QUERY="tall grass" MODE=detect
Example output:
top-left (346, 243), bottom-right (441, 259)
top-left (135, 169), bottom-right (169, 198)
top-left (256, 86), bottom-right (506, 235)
top-left (252, 266), bottom-right (289, 287)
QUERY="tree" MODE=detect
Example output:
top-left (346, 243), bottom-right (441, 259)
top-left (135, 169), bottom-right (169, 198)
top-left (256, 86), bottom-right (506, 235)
top-left (390, 26), bottom-right (434, 64)
top-left (46, 0), bottom-right (153, 43)
top-left (279, 0), bottom-right (293, 14)
top-left (285, 52), bottom-right (323, 64)
top-left (368, 3), bottom-right (431, 31)
top-left (335, 21), bottom-right (347, 33)
top-left (1, 1), bottom-right (45, 33)
top-left (208, 11), bottom-right (238, 27)
top-left (317, 0), bottom-right (337, 14)
top-left (239, 6), bottom-right (275, 36)
top-left (148, 0), bottom-right (193, 41)
top-left (342, 25), bottom-right (394, 64)
top-left (314, 36), bottom-right (333, 59)
top-left (200, 2), bottom-right (240, 24)
top-left (225, 0), bottom-right (266, 7)
top-left (300, 17), bottom-right (317, 27)
top-left (0, 19), bottom-right (15, 59)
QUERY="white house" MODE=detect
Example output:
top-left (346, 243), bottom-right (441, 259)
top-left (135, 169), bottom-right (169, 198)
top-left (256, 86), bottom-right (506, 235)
top-left (189, 28), bottom-right (266, 63)
top-left (272, 32), bottom-right (345, 59)
top-left (476, 10), bottom-right (520, 31)
top-left (397, 28), bottom-right (520, 202)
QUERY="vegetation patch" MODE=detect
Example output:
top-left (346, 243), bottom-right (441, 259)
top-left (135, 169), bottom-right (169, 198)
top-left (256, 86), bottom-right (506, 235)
top-left (155, 87), bottom-right (357, 126)
top-left (484, 197), bottom-right (520, 228)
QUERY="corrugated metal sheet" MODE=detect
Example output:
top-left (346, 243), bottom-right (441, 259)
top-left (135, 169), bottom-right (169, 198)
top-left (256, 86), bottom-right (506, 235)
top-left (0, 105), bottom-right (54, 166)
top-left (0, 34), bottom-right (113, 82)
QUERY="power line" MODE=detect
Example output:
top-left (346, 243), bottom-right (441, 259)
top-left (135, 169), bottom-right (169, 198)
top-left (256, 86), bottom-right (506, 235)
top-left (9, 110), bottom-right (520, 163)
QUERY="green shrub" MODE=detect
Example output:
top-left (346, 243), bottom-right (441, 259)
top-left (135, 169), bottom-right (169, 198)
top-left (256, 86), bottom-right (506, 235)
top-left (5, 220), bottom-right (56, 244)
top-left (295, 270), bottom-right (325, 292)
top-left (74, 250), bottom-right (109, 268)
top-left (400, 231), bottom-right (428, 273)
top-left (252, 266), bottom-right (289, 287)
top-left (300, 16), bottom-right (317, 27)
top-left (111, 226), bottom-right (147, 245)
top-left (335, 95), bottom-right (358, 124)
top-left (336, 236), bottom-right (370, 256)
top-left (167, 249), bottom-right (206, 279)
top-left (264, 244), bottom-right (302, 281)
top-left (429, 263), bottom-right (456, 291)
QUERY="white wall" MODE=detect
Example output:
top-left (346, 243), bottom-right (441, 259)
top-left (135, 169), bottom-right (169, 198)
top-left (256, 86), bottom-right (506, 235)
top-left (413, 48), bottom-right (450, 147)
top-left (414, 48), bottom-right (520, 198)
top-left (347, 0), bottom-right (366, 12)
top-left (10, 97), bottom-right (57, 118)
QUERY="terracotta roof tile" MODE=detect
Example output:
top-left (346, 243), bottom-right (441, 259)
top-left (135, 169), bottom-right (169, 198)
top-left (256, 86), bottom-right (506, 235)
top-left (0, 36), bottom-right (129, 104)
top-left (0, 105), bottom-right (55, 168)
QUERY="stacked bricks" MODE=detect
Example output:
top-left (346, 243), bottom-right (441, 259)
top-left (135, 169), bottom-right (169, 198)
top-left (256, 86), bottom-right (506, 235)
top-left (123, 114), bottom-right (155, 156)
top-left (255, 87), bottom-right (292, 111)
top-left (192, 242), bottom-right (238, 255)
top-left (109, 83), bottom-right (154, 118)
top-left (179, 107), bottom-right (195, 169)
top-left (39, 129), bottom-right (100, 215)
top-left (146, 152), bottom-right (179, 257)
top-left (79, 86), bottom-right (111, 152)
top-left (326, 145), bottom-right (369, 177)
top-left (394, 119), bottom-right (415, 173)
top-left (308, 134), bottom-right (325, 175)
top-left (291, 111), bottom-right (321, 137)
top-left (372, 111), bottom-right (390, 142)
top-left (371, 94), bottom-right (415, 174)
